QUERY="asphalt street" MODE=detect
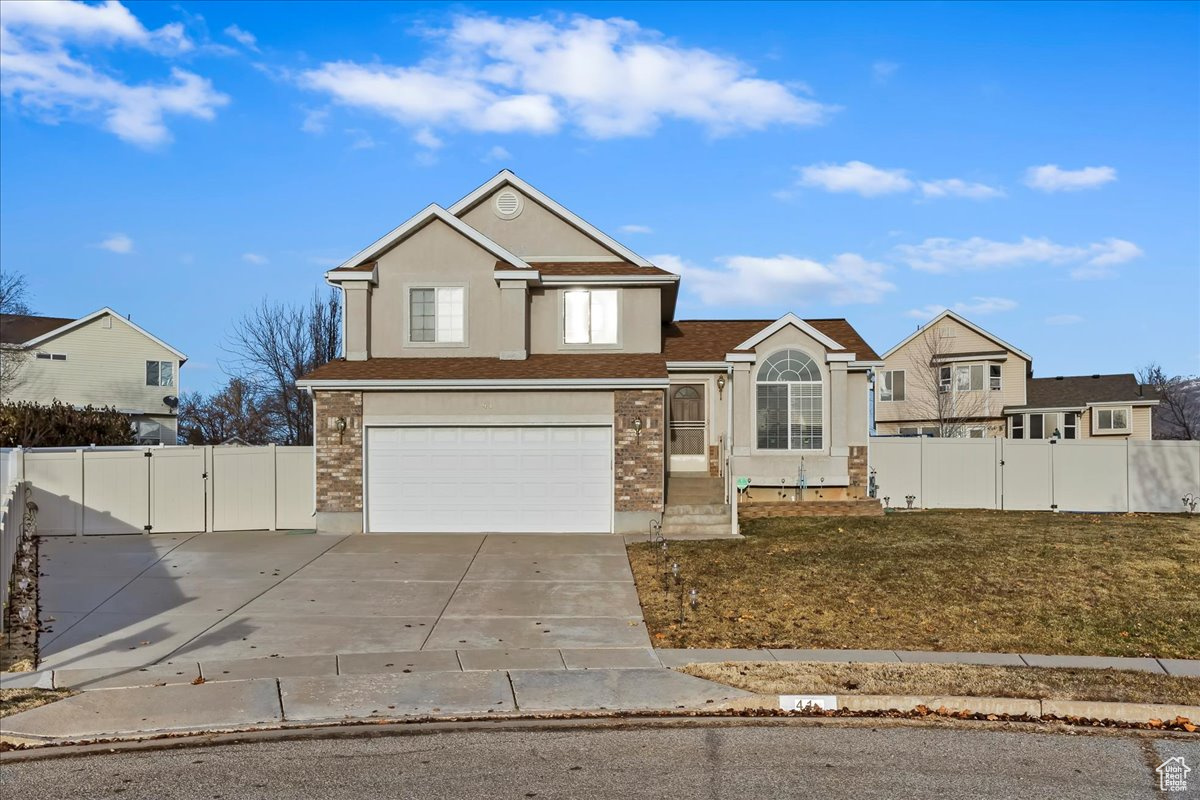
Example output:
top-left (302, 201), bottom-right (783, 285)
top-left (1, 720), bottom-right (1197, 799)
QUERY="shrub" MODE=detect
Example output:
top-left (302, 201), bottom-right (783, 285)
top-left (0, 400), bottom-right (135, 447)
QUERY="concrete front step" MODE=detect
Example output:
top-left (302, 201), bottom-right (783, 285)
top-left (665, 503), bottom-right (731, 516)
top-left (662, 523), bottom-right (736, 536)
top-left (663, 514), bottom-right (733, 527)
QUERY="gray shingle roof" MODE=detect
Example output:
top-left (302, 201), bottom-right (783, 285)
top-left (1007, 373), bottom-right (1159, 410)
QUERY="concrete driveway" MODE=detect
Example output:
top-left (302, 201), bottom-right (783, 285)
top-left (36, 531), bottom-right (651, 671)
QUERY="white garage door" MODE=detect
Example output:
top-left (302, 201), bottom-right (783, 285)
top-left (366, 426), bottom-right (613, 533)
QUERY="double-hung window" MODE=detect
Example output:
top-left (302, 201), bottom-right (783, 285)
top-left (939, 366), bottom-right (952, 393)
top-left (989, 364), bottom-right (1002, 391)
top-left (756, 349), bottom-right (823, 450)
top-left (879, 369), bottom-right (905, 402)
top-left (146, 360), bottom-right (173, 387)
top-left (409, 287), bottom-right (465, 344)
top-left (1063, 412), bottom-right (1077, 439)
top-left (1010, 415), bottom-right (1024, 439)
top-left (563, 289), bottom-right (618, 345)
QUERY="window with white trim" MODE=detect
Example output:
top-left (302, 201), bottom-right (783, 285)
top-left (879, 369), bottom-right (905, 402)
top-left (756, 349), bottom-right (823, 450)
top-left (1063, 412), bottom-right (1077, 439)
top-left (563, 289), bottom-right (618, 345)
top-left (990, 364), bottom-right (1002, 391)
top-left (1095, 407), bottom-right (1130, 433)
top-left (36, 352), bottom-right (67, 361)
top-left (956, 364), bottom-right (985, 391)
top-left (1029, 413), bottom-right (1046, 440)
top-left (146, 360), bottom-right (173, 386)
top-left (1010, 415), bottom-right (1024, 439)
top-left (409, 287), bottom-right (464, 344)
top-left (939, 366), bottom-right (952, 393)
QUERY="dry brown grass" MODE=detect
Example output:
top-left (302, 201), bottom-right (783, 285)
top-left (629, 510), bottom-right (1200, 657)
top-left (681, 661), bottom-right (1200, 705)
top-left (0, 688), bottom-right (73, 718)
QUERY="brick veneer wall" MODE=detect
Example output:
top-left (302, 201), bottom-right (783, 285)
top-left (848, 445), bottom-right (868, 499)
top-left (315, 390), bottom-right (363, 513)
top-left (614, 389), bottom-right (665, 513)
top-left (739, 499), bottom-right (883, 518)
top-left (708, 445), bottom-right (721, 477)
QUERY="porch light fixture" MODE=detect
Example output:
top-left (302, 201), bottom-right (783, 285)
top-left (632, 416), bottom-right (643, 438)
top-left (334, 416), bottom-right (348, 444)
top-left (716, 374), bottom-right (726, 398)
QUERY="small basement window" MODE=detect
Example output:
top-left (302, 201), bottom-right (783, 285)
top-left (36, 352), bottom-right (67, 361)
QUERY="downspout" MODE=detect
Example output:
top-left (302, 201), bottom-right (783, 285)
top-left (727, 363), bottom-right (736, 535)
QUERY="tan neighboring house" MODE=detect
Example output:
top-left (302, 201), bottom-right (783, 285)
top-left (874, 310), bottom-right (1031, 438)
top-left (297, 170), bottom-right (882, 534)
top-left (1004, 374), bottom-right (1158, 440)
top-left (0, 308), bottom-right (186, 444)
top-left (874, 309), bottom-right (1158, 440)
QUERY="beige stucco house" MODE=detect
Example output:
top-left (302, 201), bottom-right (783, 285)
top-left (874, 309), bottom-right (1157, 440)
top-left (0, 308), bottom-right (186, 444)
top-left (297, 171), bottom-right (883, 534)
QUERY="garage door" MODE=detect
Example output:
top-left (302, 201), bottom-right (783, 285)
top-left (366, 426), bottom-right (612, 533)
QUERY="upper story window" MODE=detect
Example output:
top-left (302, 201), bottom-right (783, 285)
top-left (146, 360), bottom-right (173, 386)
top-left (990, 364), bottom-right (1002, 391)
top-left (409, 287), bottom-right (464, 344)
top-left (956, 364), bottom-right (985, 391)
top-left (1094, 406), bottom-right (1130, 434)
top-left (879, 369), bottom-right (905, 402)
top-left (756, 349), bottom-right (823, 451)
top-left (563, 289), bottom-right (618, 345)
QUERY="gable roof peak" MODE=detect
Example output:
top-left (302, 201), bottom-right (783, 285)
top-left (883, 308), bottom-right (1032, 362)
top-left (447, 171), bottom-right (653, 268)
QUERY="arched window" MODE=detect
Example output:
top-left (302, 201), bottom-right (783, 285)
top-left (756, 349), bottom-right (823, 450)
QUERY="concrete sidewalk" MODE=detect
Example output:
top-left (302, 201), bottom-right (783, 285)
top-left (0, 668), bottom-right (755, 740)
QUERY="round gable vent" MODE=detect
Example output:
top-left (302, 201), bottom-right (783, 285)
top-left (494, 189), bottom-right (523, 219)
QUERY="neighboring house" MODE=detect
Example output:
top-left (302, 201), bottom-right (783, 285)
top-left (1004, 374), bottom-right (1159, 440)
top-left (0, 308), bottom-right (185, 444)
top-left (874, 309), bottom-right (1158, 440)
top-left (297, 170), bottom-right (881, 534)
top-left (874, 310), bottom-right (1031, 438)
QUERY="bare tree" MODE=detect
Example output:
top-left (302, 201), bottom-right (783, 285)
top-left (1138, 362), bottom-right (1200, 440)
top-left (178, 378), bottom-right (275, 445)
top-left (0, 270), bottom-right (33, 401)
top-left (906, 326), bottom-right (995, 437)
top-left (222, 289), bottom-right (341, 445)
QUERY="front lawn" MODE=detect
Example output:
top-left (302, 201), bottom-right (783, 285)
top-left (681, 662), bottom-right (1200, 705)
top-left (628, 510), bottom-right (1200, 658)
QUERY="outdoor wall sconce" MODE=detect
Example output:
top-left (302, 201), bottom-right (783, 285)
top-left (716, 374), bottom-right (726, 398)
top-left (632, 416), bottom-right (643, 438)
top-left (334, 416), bottom-right (347, 444)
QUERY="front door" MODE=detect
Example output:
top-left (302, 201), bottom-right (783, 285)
top-left (668, 384), bottom-right (707, 472)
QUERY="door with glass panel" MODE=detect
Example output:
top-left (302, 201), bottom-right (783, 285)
top-left (669, 384), bottom-right (707, 472)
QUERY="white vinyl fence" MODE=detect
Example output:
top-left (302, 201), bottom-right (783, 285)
top-left (870, 437), bottom-right (1200, 513)
top-left (13, 445), bottom-right (314, 536)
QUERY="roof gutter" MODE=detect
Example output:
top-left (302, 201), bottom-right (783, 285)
top-left (296, 377), bottom-right (670, 391)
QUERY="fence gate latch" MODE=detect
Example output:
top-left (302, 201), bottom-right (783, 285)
top-left (143, 524), bottom-right (153, 531)
top-left (144, 451), bottom-right (152, 458)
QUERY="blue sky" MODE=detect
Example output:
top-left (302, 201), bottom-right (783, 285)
top-left (1, 0), bottom-right (1197, 394)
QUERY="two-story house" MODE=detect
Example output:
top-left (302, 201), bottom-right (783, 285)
top-left (297, 171), bottom-right (882, 534)
top-left (874, 309), bottom-right (1158, 440)
top-left (0, 308), bottom-right (186, 444)
top-left (874, 310), bottom-right (1031, 438)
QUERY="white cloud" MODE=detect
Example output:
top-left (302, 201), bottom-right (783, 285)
top-left (872, 61), bottom-right (898, 84)
top-left (919, 178), bottom-right (1005, 199)
top-left (241, 252), bottom-right (268, 264)
top-left (0, 1), bottom-right (227, 146)
top-left (1046, 314), bottom-right (1084, 325)
top-left (96, 233), bottom-right (133, 253)
top-left (895, 236), bottom-right (1143, 279)
top-left (223, 24), bottom-right (258, 52)
top-left (799, 161), bottom-right (913, 197)
top-left (1024, 164), bottom-right (1117, 192)
top-left (300, 107), bottom-right (328, 134)
top-left (619, 224), bottom-right (652, 234)
top-left (413, 127), bottom-right (443, 149)
top-left (655, 252), bottom-right (895, 308)
top-left (483, 144), bottom-right (511, 162)
top-left (298, 13), bottom-right (834, 141)
top-left (345, 128), bottom-right (377, 150)
top-left (906, 296), bottom-right (1017, 320)
top-left (796, 161), bottom-right (1003, 200)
